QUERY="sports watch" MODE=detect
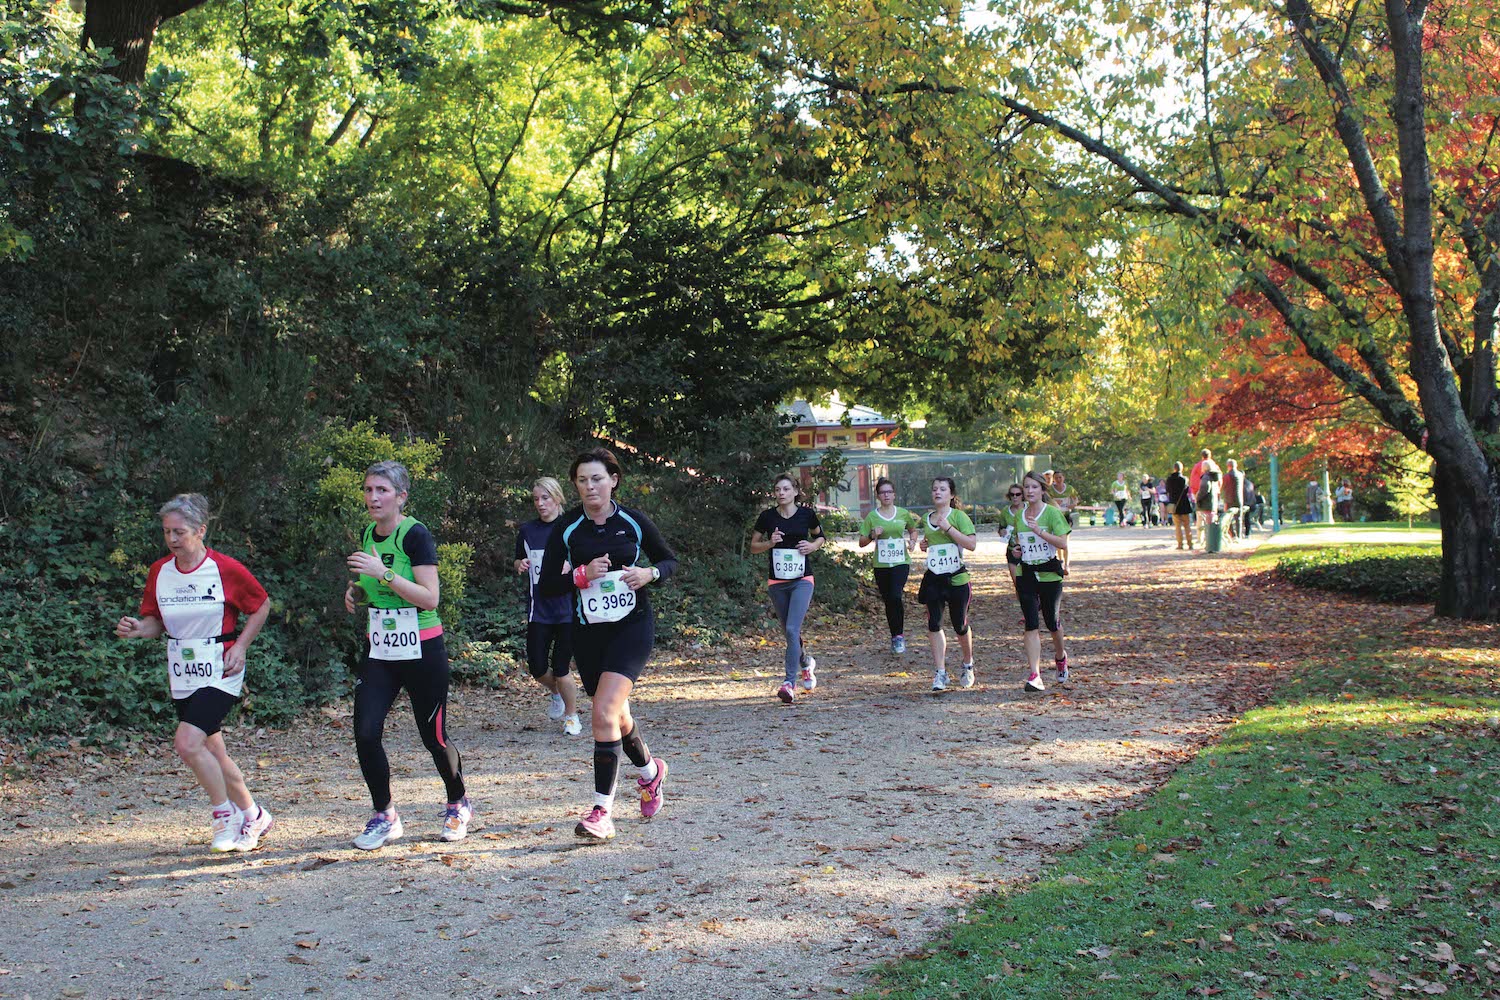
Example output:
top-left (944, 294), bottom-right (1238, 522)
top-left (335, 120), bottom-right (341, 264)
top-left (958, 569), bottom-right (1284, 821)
top-left (381, 568), bottom-right (396, 585)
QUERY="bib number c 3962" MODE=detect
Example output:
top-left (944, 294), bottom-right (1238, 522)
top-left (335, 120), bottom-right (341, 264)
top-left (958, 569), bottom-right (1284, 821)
top-left (580, 570), bottom-right (637, 624)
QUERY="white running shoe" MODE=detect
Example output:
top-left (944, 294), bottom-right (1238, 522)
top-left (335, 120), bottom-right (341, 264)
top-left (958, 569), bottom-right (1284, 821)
top-left (931, 668), bottom-right (948, 693)
top-left (1024, 671), bottom-right (1046, 693)
top-left (210, 807), bottom-right (243, 853)
top-left (562, 714), bottom-right (582, 736)
top-left (546, 693), bottom-right (566, 721)
top-left (232, 806), bottom-right (275, 852)
top-left (959, 663), bottom-right (975, 689)
top-left (353, 811), bottom-right (404, 851)
top-left (798, 655), bottom-right (818, 691)
top-left (892, 634), bottom-right (906, 655)
top-left (440, 796), bottom-right (473, 843)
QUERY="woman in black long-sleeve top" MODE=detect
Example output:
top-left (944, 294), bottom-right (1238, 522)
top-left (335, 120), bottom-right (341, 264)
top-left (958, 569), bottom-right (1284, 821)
top-left (538, 448), bottom-right (677, 843)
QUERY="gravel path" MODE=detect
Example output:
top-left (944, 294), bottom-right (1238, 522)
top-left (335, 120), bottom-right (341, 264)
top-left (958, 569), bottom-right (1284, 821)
top-left (3, 527), bottom-right (1380, 999)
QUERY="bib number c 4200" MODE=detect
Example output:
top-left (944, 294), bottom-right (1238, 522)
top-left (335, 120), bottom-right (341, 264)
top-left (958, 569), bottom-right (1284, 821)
top-left (876, 537), bottom-right (907, 565)
top-left (771, 547), bottom-right (806, 580)
top-left (167, 637), bottom-right (225, 698)
top-left (926, 542), bottom-right (962, 574)
top-left (580, 570), bottom-right (637, 624)
top-left (368, 606), bottom-right (421, 661)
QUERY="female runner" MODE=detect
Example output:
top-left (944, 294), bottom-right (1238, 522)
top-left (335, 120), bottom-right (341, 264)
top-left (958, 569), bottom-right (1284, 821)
top-left (538, 448), bottom-right (677, 842)
top-left (344, 461), bottom-right (471, 850)
top-left (750, 474), bottom-right (826, 701)
top-left (917, 477), bottom-right (978, 692)
top-left (114, 494), bottom-right (274, 853)
top-left (1010, 471), bottom-right (1072, 692)
top-left (514, 477), bottom-right (582, 736)
top-left (857, 478), bottom-right (920, 655)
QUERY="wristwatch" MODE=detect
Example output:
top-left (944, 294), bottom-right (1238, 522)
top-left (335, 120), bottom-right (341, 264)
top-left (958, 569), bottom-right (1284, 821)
top-left (381, 569), bottom-right (396, 585)
top-left (650, 566), bottom-right (661, 583)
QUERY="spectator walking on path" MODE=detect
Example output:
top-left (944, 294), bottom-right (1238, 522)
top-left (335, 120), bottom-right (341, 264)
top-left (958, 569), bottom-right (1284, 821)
top-left (1190, 449), bottom-right (1221, 545)
top-left (1165, 462), bottom-right (1194, 551)
top-left (1335, 480), bottom-right (1354, 521)
top-left (1306, 479), bottom-right (1324, 521)
top-left (1222, 460), bottom-right (1244, 540)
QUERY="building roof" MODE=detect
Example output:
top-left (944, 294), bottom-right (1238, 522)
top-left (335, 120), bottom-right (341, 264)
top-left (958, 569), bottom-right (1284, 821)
top-left (782, 397), bottom-right (899, 429)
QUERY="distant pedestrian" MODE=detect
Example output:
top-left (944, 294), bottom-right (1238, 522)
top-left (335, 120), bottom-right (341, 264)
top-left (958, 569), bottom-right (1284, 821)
top-left (1156, 477), bottom-right (1171, 525)
top-left (1139, 475), bottom-right (1156, 527)
top-left (1241, 476), bottom-right (1258, 535)
top-left (1164, 462), bottom-right (1194, 551)
top-left (1111, 472), bottom-right (1130, 525)
top-left (1049, 470), bottom-right (1080, 528)
top-left (1222, 460), bottom-right (1244, 539)
top-left (1190, 449), bottom-right (1221, 544)
top-left (1335, 479), bottom-right (1354, 521)
top-left (1306, 479), bottom-right (1324, 521)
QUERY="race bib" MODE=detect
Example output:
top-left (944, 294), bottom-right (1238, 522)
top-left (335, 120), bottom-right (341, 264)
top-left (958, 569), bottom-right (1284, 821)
top-left (771, 547), bottom-right (807, 580)
top-left (527, 547), bottom-right (545, 587)
top-left (999, 525), bottom-right (1014, 547)
top-left (580, 570), bottom-right (637, 623)
top-left (926, 543), bottom-right (962, 574)
top-left (1019, 530), bottom-right (1056, 564)
top-left (167, 637), bottom-right (226, 698)
top-left (876, 537), bottom-right (907, 565)
top-left (368, 606), bottom-right (421, 661)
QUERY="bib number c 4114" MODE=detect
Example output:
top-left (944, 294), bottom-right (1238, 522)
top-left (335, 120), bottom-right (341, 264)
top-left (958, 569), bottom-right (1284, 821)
top-left (771, 548), bottom-right (806, 580)
top-left (926, 542), bottom-right (962, 575)
top-left (876, 537), bottom-right (907, 565)
top-left (580, 570), bottom-right (636, 624)
top-left (368, 606), bottom-right (421, 661)
top-left (167, 637), bottom-right (225, 698)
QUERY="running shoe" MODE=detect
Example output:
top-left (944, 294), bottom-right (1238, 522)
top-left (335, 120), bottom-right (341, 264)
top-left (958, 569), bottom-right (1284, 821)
top-left (210, 807), bottom-right (243, 853)
top-left (891, 634), bottom-right (906, 655)
top-left (932, 667), bottom-right (948, 693)
top-left (1056, 656), bottom-right (1070, 684)
top-left (1024, 671), bottom-right (1046, 693)
top-left (575, 806), bottom-right (615, 842)
top-left (353, 811), bottom-right (404, 851)
top-left (562, 714), bottom-right (582, 736)
top-left (798, 655), bottom-right (818, 691)
top-left (777, 681), bottom-right (795, 704)
top-left (232, 806), bottom-right (274, 853)
top-left (959, 663), bottom-right (975, 689)
top-left (440, 796), bottom-right (473, 843)
top-left (638, 758), bottom-right (668, 819)
top-left (546, 693), bottom-right (566, 721)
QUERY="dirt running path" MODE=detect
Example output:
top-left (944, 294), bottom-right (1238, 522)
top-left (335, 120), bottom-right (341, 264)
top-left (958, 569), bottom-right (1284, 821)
top-left (0, 527), bottom-right (1420, 998)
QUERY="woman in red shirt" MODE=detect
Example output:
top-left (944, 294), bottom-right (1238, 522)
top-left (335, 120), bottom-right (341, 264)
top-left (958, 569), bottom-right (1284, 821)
top-left (114, 494), bottom-right (274, 853)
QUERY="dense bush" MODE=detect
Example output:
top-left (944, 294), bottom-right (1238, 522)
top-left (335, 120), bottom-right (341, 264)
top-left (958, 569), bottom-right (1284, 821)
top-left (1273, 545), bottom-right (1441, 603)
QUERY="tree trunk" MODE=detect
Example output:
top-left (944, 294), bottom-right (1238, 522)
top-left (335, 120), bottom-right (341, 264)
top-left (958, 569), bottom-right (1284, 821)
top-left (1433, 459), bottom-right (1500, 619)
top-left (81, 1), bottom-right (212, 85)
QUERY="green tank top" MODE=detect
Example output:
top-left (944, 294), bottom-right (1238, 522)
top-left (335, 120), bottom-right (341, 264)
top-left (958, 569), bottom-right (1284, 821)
top-left (359, 517), bottom-right (441, 630)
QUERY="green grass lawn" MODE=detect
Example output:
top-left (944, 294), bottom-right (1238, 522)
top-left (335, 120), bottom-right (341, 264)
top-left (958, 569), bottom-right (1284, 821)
top-left (1240, 523), bottom-right (1442, 603)
top-left (867, 621), bottom-right (1500, 999)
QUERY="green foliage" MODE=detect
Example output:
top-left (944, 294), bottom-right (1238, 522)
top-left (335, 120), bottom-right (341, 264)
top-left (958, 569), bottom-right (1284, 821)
top-left (1274, 545), bottom-right (1442, 604)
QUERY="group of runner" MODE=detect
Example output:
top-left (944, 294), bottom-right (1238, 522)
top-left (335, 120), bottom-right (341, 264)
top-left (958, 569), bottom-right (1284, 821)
top-left (116, 458), bottom-right (1072, 856)
top-left (116, 448), bottom-right (673, 853)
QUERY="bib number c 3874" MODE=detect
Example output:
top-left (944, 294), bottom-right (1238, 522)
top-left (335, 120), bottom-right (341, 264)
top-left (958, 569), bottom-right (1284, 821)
top-left (368, 606), bottom-right (421, 661)
top-left (771, 547), bottom-right (806, 580)
top-left (580, 570), bottom-right (637, 624)
top-left (167, 637), bottom-right (225, 698)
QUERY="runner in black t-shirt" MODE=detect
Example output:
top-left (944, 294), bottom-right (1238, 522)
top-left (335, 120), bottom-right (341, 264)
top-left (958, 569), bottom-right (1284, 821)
top-left (750, 475), bottom-right (826, 703)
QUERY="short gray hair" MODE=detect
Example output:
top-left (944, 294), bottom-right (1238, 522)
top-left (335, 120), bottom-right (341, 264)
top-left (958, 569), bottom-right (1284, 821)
top-left (365, 461), bottom-right (412, 495)
top-left (158, 493), bottom-right (211, 531)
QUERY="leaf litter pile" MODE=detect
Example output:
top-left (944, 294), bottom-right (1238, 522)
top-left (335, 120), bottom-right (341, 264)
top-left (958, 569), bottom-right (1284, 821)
top-left (0, 529), bottom-right (1456, 998)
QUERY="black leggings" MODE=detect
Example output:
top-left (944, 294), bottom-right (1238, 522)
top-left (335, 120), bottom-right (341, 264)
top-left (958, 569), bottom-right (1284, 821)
top-left (354, 634), bottom-right (465, 811)
top-left (926, 581), bottom-right (971, 635)
top-left (1114, 499), bottom-right (1127, 520)
top-left (525, 621), bottom-right (573, 679)
top-left (872, 564), bottom-right (910, 637)
top-left (1140, 498), bottom-right (1154, 524)
top-left (1016, 573), bottom-right (1064, 633)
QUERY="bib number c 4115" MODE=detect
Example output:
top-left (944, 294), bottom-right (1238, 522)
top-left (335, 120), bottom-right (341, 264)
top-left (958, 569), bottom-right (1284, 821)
top-left (580, 570), bottom-right (636, 624)
top-left (167, 637), bottom-right (225, 698)
top-left (926, 542), bottom-right (962, 575)
top-left (771, 548), bottom-right (806, 580)
top-left (876, 537), bottom-right (907, 565)
top-left (368, 606), bottom-right (421, 661)
top-left (1019, 530), bottom-right (1056, 564)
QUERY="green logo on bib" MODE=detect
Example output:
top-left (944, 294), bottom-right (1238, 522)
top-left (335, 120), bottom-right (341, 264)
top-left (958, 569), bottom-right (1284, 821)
top-left (382, 618), bottom-right (397, 630)
top-left (600, 580), bottom-right (615, 592)
top-left (182, 648), bottom-right (195, 662)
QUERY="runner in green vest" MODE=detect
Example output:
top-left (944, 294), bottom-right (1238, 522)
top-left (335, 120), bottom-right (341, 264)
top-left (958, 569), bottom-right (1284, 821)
top-left (917, 477), bottom-right (978, 692)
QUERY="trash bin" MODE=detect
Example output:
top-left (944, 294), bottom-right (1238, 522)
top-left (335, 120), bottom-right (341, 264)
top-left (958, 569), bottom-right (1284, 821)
top-left (1205, 520), bottom-right (1224, 553)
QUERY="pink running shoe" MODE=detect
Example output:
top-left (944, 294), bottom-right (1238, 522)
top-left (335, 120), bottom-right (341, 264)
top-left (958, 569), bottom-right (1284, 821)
top-left (1056, 656), bottom-right (1070, 683)
top-left (777, 681), bottom-right (795, 704)
top-left (638, 758), bottom-right (668, 819)
top-left (574, 806), bottom-right (615, 842)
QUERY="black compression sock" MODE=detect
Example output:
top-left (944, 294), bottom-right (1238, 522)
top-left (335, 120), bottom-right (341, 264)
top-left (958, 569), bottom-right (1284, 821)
top-left (620, 725), bottom-right (651, 768)
top-left (593, 739), bottom-right (623, 799)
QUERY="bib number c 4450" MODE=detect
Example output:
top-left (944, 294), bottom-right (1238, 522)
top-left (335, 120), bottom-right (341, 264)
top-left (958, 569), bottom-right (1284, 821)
top-left (167, 637), bottom-right (225, 698)
top-left (771, 548), bottom-right (807, 580)
top-left (926, 542), bottom-right (962, 575)
top-left (368, 606), bottom-right (421, 661)
top-left (580, 570), bottom-right (637, 624)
